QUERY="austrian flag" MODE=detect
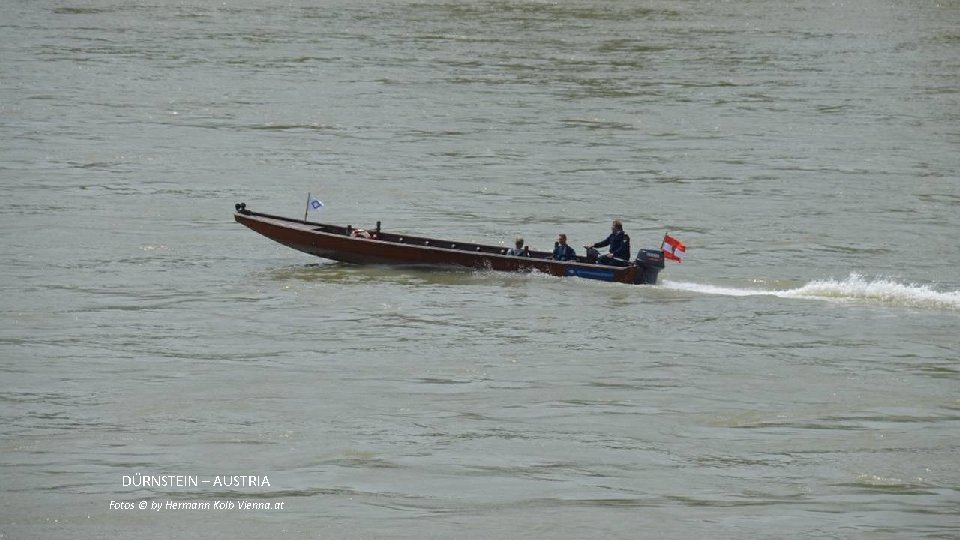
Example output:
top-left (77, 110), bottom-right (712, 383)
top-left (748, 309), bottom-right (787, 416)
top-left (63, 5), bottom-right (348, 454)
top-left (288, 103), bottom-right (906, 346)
top-left (661, 234), bottom-right (687, 263)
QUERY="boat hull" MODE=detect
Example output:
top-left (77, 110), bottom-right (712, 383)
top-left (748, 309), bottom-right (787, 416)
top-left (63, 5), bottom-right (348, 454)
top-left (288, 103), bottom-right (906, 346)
top-left (234, 205), bottom-right (662, 285)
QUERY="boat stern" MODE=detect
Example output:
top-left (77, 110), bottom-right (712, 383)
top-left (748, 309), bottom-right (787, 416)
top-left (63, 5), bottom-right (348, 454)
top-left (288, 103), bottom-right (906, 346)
top-left (634, 249), bottom-right (665, 285)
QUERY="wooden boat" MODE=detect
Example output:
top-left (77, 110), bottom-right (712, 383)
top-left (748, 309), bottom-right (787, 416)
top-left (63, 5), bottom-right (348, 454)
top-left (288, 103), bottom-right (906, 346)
top-left (234, 203), bottom-right (666, 285)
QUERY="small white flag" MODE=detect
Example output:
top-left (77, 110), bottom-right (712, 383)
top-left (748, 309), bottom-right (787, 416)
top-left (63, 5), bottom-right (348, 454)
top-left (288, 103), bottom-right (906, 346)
top-left (307, 193), bottom-right (324, 212)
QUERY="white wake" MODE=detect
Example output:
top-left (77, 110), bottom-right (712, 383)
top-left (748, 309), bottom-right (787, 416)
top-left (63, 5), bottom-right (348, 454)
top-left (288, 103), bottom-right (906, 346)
top-left (661, 273), bottom-right (960, 310)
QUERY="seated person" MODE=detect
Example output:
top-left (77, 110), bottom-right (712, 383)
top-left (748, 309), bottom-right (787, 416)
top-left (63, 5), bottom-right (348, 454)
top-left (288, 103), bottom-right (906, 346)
top-left (552, 233), bottom-right (577, 261)
top-left (586, 220), bottom-right (631, 266)
top-left (506, 236), bottom-right (526, 256)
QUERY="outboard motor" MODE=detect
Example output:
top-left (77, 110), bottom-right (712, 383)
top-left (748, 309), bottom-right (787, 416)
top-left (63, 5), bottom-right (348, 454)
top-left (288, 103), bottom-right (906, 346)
top-left (634, 249), bottom-right (665, 285)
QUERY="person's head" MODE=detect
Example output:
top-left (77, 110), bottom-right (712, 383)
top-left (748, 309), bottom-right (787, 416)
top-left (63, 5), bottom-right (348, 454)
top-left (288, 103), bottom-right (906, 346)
top-left (557, 233), bottom-right (567, 245)
top-left (611, 220), bottom-right (623, 232)
top-left (514, 237), bottom-right (524, 248)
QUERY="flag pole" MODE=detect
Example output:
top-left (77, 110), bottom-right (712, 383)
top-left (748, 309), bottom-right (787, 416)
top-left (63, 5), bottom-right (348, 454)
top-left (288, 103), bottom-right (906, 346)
top-left (304, 192), bottom-right (311, 222)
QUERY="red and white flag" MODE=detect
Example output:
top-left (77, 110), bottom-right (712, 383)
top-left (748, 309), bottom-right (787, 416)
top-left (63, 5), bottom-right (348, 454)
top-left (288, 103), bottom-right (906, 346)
top-left (661, 234), bottom-right (686, 263)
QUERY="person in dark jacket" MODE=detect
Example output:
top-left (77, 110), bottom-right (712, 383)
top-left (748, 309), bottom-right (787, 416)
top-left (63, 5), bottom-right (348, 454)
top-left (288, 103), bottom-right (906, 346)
top-left (587, 220), bottom-right (631, 266)
top-left (552, 233), bottom-right (577, 261)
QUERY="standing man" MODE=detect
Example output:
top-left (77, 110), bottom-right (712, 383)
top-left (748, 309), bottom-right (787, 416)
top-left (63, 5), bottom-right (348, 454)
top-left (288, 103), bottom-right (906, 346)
top-left (587, 220), bottom-right (631, 266)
